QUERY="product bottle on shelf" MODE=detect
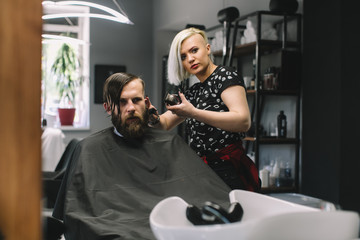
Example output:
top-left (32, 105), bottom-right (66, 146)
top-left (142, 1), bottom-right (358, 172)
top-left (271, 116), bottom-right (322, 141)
top-left (250, 58), bottom-right (256, 90)
top-left (277, 110), bottom-right (287, 138)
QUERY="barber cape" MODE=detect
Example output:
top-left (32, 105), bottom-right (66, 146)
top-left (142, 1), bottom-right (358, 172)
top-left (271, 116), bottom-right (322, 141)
top-left (53, 127), bottom-right (231, 240)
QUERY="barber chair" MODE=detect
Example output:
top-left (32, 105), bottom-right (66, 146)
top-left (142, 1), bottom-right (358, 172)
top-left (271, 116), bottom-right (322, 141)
top-left (43, 138), bottom-right (79, 208)
top-left (150, 190), bottom-right (360, 240)
top-left (42, 138), bottom-right (79, 240)
top-left (42, 214), bottom-right (65, 240)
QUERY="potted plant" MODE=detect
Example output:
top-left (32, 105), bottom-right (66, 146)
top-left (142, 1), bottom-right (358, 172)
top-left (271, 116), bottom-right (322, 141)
top-left (51, 42), bottom-right (82, 126)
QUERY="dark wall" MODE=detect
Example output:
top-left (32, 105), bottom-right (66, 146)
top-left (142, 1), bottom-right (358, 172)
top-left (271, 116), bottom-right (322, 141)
top-left (302, 0), bottom-right (360, 213)
top-left (339, 0), bottom-right (360, 213)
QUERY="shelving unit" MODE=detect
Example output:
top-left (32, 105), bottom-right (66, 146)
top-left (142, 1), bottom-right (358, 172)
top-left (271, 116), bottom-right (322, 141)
top-left (208, 11), bottom-right (302, 193)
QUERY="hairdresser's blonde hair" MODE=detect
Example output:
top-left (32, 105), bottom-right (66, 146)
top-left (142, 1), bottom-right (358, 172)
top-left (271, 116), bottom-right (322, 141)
top-left (167, 28), bottom-right (212, 85)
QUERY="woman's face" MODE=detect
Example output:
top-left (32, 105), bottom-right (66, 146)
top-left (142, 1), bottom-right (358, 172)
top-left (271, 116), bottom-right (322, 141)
top-left (180, 33), bottom-right (211, 77)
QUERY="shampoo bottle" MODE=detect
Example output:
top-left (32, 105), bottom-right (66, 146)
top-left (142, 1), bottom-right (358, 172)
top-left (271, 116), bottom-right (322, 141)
top-left (277, 110), bottom-right (287, 138)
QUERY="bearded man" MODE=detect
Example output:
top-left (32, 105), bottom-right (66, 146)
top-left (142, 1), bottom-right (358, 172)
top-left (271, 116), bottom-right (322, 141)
top-left (52, 72), bottom-right (230, 240)
top-left (103, 73), bottom-right (150, 139)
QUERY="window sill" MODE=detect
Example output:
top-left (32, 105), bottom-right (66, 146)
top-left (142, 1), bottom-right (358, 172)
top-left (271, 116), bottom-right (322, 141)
top-left (59, 126), bottom-right (90, 131)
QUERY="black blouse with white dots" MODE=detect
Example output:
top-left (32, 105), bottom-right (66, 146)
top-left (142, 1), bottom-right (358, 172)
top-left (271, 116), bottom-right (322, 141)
top-left (184, 65), bottom-right (246, 157)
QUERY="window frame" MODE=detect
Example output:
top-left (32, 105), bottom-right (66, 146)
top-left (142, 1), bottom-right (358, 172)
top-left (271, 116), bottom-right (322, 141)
top-left (42, 4), bottom-right (90, 130)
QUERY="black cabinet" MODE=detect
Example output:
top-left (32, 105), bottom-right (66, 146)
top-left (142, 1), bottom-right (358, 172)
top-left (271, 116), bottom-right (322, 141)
top-left (209, 11), bottom-right (302, 193)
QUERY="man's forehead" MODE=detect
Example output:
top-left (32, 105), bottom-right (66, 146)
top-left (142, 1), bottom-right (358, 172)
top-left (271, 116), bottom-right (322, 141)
top-left (119, 79), bottom-right (144, 99)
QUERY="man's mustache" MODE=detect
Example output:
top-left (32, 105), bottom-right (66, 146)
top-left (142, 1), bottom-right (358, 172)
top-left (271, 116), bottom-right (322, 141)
top-left (124, 114), bottom-right (142, 123)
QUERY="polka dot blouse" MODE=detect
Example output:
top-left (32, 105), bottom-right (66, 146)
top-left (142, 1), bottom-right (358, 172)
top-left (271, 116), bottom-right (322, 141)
top-left (184, 65), bottom-right (246, 157)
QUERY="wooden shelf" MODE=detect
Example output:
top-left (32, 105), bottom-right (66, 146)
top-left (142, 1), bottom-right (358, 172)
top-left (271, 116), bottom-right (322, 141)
top-left (213, 40), bottom-right (301, 57)
top-left (213, 42), bottom-right (255, 57)
top-left (258, 89), bottom-right (299, 95)
top-left (243, 136), bottom-right (256, 141)
top-left (258, 137), bottom-right (299, 144)
top-left (246, 89), bottom-right (256, 94)
top-left (244, 137), bottom-right (298, 144)
top-left (247, 89), bottom-right (299, 95)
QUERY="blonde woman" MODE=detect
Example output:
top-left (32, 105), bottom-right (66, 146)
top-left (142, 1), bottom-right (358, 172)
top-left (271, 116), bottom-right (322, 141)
top-left (150, 28), bottom-right (260, 191)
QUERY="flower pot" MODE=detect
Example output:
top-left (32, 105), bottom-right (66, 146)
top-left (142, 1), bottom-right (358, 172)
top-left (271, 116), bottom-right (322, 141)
top-left (58, 108), bottom-right (76, 126)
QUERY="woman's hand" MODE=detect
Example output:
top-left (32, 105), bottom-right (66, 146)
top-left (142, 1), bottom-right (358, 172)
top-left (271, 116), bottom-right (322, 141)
top-left (148, 107), bottom-right (160, 126)
top-left (146, 95), bottom-right (185, 130)
top-left (166, 92), bottom-right (197, 119)
top-left (147, 98), bottom-right (160, 126)
top-left (165, 86), bottom-right (251, 133)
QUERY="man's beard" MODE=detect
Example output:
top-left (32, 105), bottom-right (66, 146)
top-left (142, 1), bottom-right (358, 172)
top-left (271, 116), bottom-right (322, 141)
top-left (111, 107), bottom-right (149, 139)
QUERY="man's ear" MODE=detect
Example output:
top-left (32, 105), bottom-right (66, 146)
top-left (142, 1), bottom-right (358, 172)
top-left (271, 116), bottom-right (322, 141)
top-left (103, 102), bottom-right (111, 115)
top-left (145, 96), bottom-right (151, 109)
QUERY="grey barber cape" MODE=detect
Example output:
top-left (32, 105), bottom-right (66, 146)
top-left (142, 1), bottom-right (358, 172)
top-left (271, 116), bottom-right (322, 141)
top-left (53, 127), bottom-right (231, 240)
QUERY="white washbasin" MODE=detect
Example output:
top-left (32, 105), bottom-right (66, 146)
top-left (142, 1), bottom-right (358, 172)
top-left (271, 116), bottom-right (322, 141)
top-left (150, 190), bottom-right (359, 240)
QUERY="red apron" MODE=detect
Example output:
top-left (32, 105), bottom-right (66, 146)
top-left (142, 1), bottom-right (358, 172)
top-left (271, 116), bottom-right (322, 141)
top-left (201, 141), bottom-right (261, 192)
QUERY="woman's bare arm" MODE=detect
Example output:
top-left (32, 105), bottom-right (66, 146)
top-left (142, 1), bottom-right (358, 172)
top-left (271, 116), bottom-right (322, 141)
top-left (166, 85), bottom-right (251, 132)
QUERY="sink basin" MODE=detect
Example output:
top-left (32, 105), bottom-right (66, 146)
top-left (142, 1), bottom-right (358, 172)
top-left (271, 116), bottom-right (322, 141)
top-left (150, 190), bottom-right (359, 240)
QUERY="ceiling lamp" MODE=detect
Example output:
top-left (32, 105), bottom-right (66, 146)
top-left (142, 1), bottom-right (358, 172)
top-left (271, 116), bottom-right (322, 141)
top-left (42, 34), bottom-right (89, 45)
top-left (42, 1), bottom-right (133, 25)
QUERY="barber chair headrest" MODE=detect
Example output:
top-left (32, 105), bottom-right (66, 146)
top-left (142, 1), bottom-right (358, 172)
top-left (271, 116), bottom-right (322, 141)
top-left (217, 7), bottom-right (239, 23)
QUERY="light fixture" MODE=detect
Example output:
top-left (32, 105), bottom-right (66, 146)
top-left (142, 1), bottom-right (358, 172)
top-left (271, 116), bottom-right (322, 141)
top-left (42, 34), bottom-right (89, 45)
top-left (42, 1), bottom-right (133, 25)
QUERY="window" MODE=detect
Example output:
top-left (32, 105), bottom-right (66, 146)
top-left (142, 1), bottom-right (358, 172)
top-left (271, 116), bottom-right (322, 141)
top-left (42, 4), bottom-right (90, 129)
